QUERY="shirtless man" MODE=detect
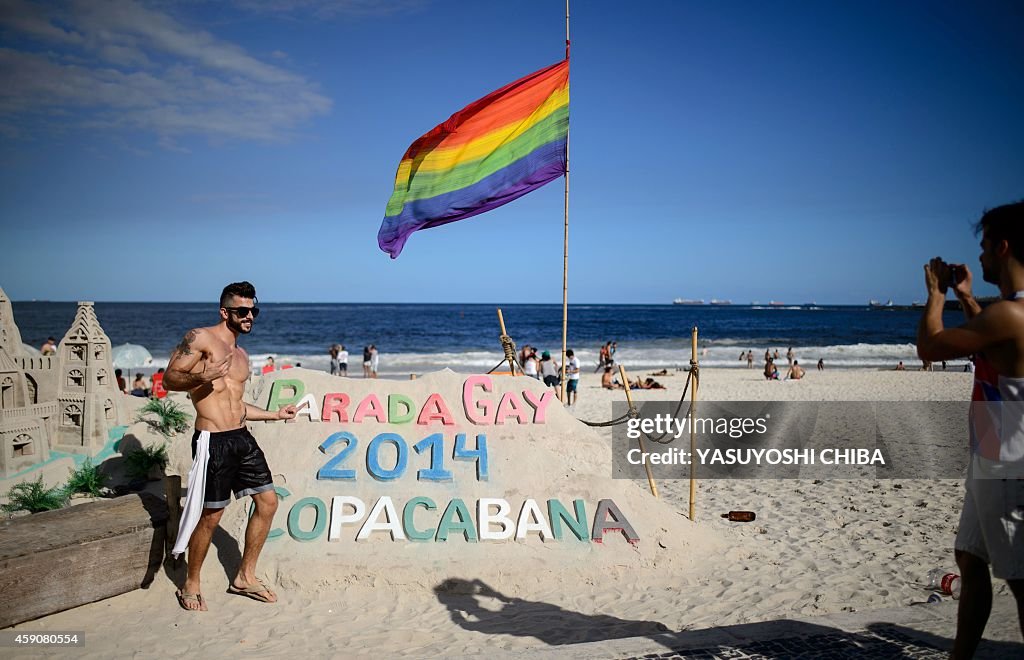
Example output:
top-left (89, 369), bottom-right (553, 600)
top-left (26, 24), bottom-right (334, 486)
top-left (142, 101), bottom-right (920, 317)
top-left (916, 201), bottom-right (1024, 658)
top-left (786, 360), bottom-right (805, 380)
top-left (164, 281), bottom-right (296, 612)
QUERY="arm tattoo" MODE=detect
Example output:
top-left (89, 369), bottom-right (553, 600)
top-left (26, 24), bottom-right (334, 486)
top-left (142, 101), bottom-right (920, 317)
top-left (174, 329), bottom-right (198, 358)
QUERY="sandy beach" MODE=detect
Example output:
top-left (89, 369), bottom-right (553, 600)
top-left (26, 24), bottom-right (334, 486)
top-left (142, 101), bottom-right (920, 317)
top-left (7, 364), bottom-right (1017, 658)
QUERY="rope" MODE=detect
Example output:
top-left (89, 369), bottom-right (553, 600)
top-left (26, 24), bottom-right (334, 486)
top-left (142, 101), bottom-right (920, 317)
top-left (486, 334), bottom-right (522, 374)
top-left (577, 361), bottom-right (700, 434)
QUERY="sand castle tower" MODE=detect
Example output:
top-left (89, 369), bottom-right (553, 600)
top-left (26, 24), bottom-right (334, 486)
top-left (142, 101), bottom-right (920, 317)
top-left (0, 286), bottom-right (25, 358)
top-left (53, 302), bottom-right (122, 454)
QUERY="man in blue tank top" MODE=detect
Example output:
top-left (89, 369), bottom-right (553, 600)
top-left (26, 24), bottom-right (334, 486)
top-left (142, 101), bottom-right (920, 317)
top-left (917, 201), bottom-right (1024, 658)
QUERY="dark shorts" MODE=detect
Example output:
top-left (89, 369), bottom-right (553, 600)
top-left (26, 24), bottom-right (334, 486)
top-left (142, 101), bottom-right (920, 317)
top-left (566, 379), bottom-right (579, 393)
top-left (543, 375), bottom-right (560, 387)
top-left (191, 427), bottom-right (273, 509)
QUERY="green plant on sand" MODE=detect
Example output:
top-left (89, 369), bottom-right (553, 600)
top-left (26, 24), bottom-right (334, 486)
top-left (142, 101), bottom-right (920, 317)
top-left (2, 476), bottom-right (69, 513)
top-left (136, 398), bottom-right (191, 437)
top-left (66, 458), bottom-right (109, 497)
top-left (124, 443), bottom-right (169, 480)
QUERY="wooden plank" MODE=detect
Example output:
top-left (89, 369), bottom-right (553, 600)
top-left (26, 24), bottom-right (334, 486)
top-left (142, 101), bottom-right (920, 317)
top-left (0, 493), bottom-right (167, 628)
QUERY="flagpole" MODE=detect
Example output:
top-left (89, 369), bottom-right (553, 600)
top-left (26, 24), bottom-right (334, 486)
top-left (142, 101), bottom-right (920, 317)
top-left (559, 0), bottom-right (570, 404)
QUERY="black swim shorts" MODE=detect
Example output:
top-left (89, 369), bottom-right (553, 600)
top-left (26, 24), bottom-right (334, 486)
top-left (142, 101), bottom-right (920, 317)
top-left (191, 427), bottom-right (274, 509)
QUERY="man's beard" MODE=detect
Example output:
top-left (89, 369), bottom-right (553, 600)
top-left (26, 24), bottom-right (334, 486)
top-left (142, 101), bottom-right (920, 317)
top-left (227, 317), bottom-right (252, 334)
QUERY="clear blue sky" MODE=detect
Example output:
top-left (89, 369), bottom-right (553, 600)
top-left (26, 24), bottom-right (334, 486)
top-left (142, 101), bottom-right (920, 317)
top-left (1, 0), bottom-right (1022, 304)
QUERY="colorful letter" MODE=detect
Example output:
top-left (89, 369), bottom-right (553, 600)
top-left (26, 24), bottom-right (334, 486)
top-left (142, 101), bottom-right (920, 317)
top-left (436, 498), bottom-right (478, 542)
top-left (522, 389), bottom-right (555, 424)
top-left (287, 497), bottom-right (327, 542)
top-left (403, 497), bottom-right (437, 542)
top-left (494, 392), bottom-right (529, 425)
top-left (357, 496), bottom-right (406, 541)
top-left (591, 499), bottom-right (640, 545)
top-left (353, 394), bottom-right (388, 423)
top-left (462, 375), bottom-right (494, 425)
top-left (477, 498), bottom-right (515, 541)
top-left (417, 393), bottom-right (455, 426)
top-left (322, 392), bottom-right (350, 422)
top-left (548, 499), bottom-right (588, 541)
top-left (293, 393), bottom-right (321, 421)
top-left (388, 394), bottom-right (415, 424)
top-left (267, 379), bottom-right (304, 411)
top-left (328, 495), bottom-right (366, 541)
top-left (515, 499), bottom-right (553, 541)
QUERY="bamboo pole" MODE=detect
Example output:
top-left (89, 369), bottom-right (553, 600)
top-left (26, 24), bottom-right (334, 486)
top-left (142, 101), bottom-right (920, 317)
top-left (619, 364), bottom-right (658, 498)
top-left (689, 326), bottom-right (698, 520)
top-left (496, 308), bottom-right (517, 376)
top-left (559, 0), bottom-right (570, 404)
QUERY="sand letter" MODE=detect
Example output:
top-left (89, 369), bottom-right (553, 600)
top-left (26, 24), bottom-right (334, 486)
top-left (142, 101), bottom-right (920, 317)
top-left (353, 393), bottom-right (388, 423)
top-left (462, 375), bottom-right (494, 425)
top-left (416, 393), bottom-right (455, 426)
top-left (321, 393), bottom-right (350, 422)
top-left (388, 394), bottom-right (415, 424)
top-left (436, 499), bottom-right (478, 542)
top-left (328, 496), bottom-right (366, 541)
top-left (515, 499), bottom-right (553, 541)
top-left (521, 389), bottom-right (555, 423)
top-left (357, 496), bottom-right (406, 541)
top-left (292, 393), bottom-right (320, 421)
top-left (267, 379), bottom-right (304, 411)
top-left (402, 497), bottom-right (437, 542)
top-left (494, 392), bottom-right (529, 425)
top-left (591, 499), bottom-right (640, 545)
top-left (477, 498), bottom-right (515, 541)
top-left (548, 499), bottom-right (589, 541)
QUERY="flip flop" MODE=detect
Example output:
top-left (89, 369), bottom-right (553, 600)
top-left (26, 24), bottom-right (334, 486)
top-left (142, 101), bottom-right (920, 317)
top-left (227, 578), bottom-right (276, 603)
top-left (176, 590), bottom-right (206, 612)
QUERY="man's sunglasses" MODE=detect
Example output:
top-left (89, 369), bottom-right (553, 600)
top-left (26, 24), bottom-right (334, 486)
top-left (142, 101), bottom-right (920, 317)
top-left (224, 306), bottom-right (260, 319)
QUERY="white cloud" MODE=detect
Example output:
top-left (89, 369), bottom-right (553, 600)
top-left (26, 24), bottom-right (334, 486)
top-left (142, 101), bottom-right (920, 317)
top-left (0, 0), bottom-right (332, 146)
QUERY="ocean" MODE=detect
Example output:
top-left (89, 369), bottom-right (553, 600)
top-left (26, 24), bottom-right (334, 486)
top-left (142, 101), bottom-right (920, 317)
top-left (9, 302), bottom-right (967, 376)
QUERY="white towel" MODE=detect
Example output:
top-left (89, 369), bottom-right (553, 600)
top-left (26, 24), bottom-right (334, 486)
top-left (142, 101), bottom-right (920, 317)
top-left (172, 430), bottom-right (210, 558)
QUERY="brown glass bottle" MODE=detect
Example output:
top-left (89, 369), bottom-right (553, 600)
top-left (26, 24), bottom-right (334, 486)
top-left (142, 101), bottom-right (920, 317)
top-left (721, 511), bottom-right (756, 522)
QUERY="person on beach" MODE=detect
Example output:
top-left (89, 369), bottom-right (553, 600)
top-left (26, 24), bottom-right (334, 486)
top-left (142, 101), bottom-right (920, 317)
top-left (369, 345), bottom-right (379, 378)
top-left (131, 373), bottom-right (149, 396)
top-left (601, 365), bottom-right (620, 389)
top-left (565, 349), bottom-right (581, 405)
top-left (362, 346), bottom-right (371, 377)
top-left (916, 201), bottom-right (1024, 658)
top-left (539, 351), bottom-right (561, 399)
top-left (338, 345), bottom-right (349, 376)
top-left (595, 342), bottom-right (611, 372)
top-left (896, 361), bottom-right (906, 371)
top-left (786, 360), bottom-right (805, 380)
top-left (40, 336), bottom-right (57, 355)
top-left (817, 358), bottom-right (824, 371)
top-left (151, 367), bottom-right (167, 399)
top-left (763, 358), bottom-right (779, 380)
top-left (164, 281), bottom-right (297, 612)
top-left (261, 356), bottom-right (275, 375)
top-left (518, 344), bottom-right (531, 367)
top-left (786, 347), bottom-right (794, 366)
top-left (747, 351), bottom-right (754, 368)
top-left (115, 368), bottom-right (127, 394)
top-left (329, 344), bottom-right (340, 375)
top-left (523, 348), bottom-right (540, 379)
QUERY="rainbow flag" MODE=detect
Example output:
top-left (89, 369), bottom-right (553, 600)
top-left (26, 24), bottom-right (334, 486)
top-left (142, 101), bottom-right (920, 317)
top-left (378, 60), bottom-right (569, 258)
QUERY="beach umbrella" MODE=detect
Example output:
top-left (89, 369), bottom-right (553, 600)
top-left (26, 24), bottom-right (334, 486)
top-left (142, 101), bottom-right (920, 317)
top-left (112, 343), bottom-right (154, 370)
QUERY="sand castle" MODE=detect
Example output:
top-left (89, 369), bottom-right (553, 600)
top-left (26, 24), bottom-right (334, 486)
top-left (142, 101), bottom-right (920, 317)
top-left (0, 286), bottom-right (126, 478)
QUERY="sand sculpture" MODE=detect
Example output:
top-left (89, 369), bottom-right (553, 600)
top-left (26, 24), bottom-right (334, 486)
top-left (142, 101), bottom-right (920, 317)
top-left (165, 368), bottom-right (720, 591)
top-left (0, 286), bottom-right (126, 478)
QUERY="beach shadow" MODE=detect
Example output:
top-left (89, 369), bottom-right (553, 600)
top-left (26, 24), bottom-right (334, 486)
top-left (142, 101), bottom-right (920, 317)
top-left (433, 577), bottom-right (669, 646)
top-left (163, 523), bottom-right (243, 588)
top-left (129, 491), bottom-right (169, 590)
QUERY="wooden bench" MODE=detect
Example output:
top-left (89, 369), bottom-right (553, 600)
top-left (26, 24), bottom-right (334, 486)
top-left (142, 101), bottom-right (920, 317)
top-left (0, 493), bottom-right (168, 628)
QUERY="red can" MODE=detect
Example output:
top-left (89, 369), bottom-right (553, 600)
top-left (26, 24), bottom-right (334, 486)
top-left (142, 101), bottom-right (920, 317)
top-left (940, 573), bottom-right (960, 595)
